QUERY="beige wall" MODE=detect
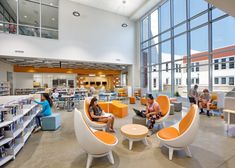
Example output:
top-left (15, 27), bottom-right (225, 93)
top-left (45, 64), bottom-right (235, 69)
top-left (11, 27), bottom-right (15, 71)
top-left (0, 61), bottom-right (13, 81)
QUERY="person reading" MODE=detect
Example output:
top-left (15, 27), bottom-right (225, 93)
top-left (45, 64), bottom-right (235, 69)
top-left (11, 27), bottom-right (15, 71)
top-left (89, 97), bottom-right (115, 132)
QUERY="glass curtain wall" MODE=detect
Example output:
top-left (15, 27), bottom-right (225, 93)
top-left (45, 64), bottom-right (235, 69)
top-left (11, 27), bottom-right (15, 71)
top-left (140, 0), bottom-right (235, 97)
top-left (0, 0), bottom-right (59, 39)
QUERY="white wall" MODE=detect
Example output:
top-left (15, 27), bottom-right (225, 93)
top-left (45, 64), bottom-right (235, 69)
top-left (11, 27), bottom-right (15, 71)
top-left (13, 73), bottom-right (33, 90)
top-left (0, 0), bottom-right (135, 65)
top-left (0, 61), bottom-right (13, 81)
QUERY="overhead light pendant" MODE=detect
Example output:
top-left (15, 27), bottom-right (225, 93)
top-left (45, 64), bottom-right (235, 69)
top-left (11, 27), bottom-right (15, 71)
top-left (121, 23), bottom-right (128, 27)
top-left (121, 0), bottom-right (127, 28)
top-left (73, 11), bottom-right (80, 17)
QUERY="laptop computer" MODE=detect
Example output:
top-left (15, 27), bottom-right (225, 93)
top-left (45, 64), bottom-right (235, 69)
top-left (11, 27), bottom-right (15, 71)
top-left (133, 108), bottom-right (146, 118)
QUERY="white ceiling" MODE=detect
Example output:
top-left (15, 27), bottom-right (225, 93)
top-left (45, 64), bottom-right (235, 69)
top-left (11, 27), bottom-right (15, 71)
top-left (69, 0), bottom-right (148, 17)
top-left (0, 56), bottom-right (128, 70)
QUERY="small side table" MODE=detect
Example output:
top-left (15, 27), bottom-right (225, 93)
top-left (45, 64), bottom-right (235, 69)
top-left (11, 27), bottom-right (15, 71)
top-left (173, 101), bottom-right (182, 112)
top-left (170, 104), bottom-right (174, 115)
top-left (121, 124), bottom-right (148, 150)
top-left (224, 109), bottom-right (235, 135)
top-left (129, 97), bottom-right (136, 104)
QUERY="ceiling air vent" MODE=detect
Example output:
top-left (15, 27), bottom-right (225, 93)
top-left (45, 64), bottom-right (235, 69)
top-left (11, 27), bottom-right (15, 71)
top-left (15, 50), bottom-right (24, 53)
top-left (116, 59), bottom-right (121, 61)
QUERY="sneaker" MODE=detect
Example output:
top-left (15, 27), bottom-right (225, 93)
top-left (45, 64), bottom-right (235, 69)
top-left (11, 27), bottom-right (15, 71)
top-left (107, 128), bottom-right (115, 133)
top-left (33, 127), bottom-right (41, 133)
top-left (199, 111), bottom-right (204, 115)
top-left (147, 130), bottom-right (154, 137)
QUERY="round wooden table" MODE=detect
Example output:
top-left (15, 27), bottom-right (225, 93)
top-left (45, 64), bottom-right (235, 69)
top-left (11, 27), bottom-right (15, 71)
top-left (121, 124), bottom-right (148, 150)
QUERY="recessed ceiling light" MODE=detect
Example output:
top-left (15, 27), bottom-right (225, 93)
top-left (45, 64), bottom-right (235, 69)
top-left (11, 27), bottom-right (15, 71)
top-left (89, 74), bottom-right (96, 77)
top-left (24, 15), bottom-right (27, 18)
top-left (121, 23), bottom-right (128, 27)
top-left (73, 11), bottom-right (80, 17)
top-left (51, 18), bottom-right (55, 21)
top-left (49, 3), bottom-right (53, 6)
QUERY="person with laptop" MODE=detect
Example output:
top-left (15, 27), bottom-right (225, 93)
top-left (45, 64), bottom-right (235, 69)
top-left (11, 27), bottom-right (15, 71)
top-left (144, 94), bottom-right (162, 130)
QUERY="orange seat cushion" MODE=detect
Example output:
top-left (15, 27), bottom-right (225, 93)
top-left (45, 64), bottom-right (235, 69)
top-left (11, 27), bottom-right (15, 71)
top-left (210, 104), bottom-right (217, 109)
top-left (96, 121), bottom-right (106, 125)
top-left (140, 97), bottom-right (147, 105)
top-left (158, 127), bottom-right (179, 140)
top-left (211, 93), bottom-right (217, 101)
top-left (110, 103), bottom-right (128, 118)
top-left (98, 102), bottom-right (109, 112)
top-left (179, 106), bottom-right (195, 134)
top-left (85, 100), bottom-right (92, 120)
top-left (129, 97), bottom-right (136, 104)
top-left (156, 96), bottom-right (170, 116)
top-left (112, 100), bottom-right (122, 104)
top-left (94, 131), bottom-right (117, 144)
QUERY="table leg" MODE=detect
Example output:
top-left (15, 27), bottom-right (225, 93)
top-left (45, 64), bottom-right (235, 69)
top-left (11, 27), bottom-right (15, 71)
top-left (129, 139), bottom-right (133, 150)
top-left (67, 99), bottom-right (71, 112)
top-left (142, 137), bottom-right (148, 146)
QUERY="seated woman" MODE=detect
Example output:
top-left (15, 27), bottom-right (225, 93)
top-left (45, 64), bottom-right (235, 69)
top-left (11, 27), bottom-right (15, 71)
top-left (144, 94), bottom-right (162, 130)
top-left (199, 89), bottom-right (211, 116)
top-left (32, 93), bottom-right (53, 132)
top-left (89, 97), bottom-right (115, 132)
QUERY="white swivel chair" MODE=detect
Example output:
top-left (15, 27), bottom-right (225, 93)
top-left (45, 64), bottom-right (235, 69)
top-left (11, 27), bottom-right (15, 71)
top-left (156, 105), bottom-right (199, 160)
top-left (155, 95), bottom-right (171, 127)
top-left (83, 98), bottom-right (107, 131)
top-left (74, 108), bottom-right (118, 168)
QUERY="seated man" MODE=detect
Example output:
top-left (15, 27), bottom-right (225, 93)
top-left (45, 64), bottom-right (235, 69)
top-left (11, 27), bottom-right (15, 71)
top-left (199, 89), bottom-right (211, 116)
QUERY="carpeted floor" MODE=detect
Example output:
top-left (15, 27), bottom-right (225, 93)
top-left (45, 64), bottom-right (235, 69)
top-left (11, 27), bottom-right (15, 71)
top-left (4, 100), bottom-right (235, 168)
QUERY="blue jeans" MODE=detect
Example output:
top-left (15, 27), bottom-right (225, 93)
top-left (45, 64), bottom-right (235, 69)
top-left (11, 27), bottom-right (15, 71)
top-left (36, 112), bottom-right (44, 127)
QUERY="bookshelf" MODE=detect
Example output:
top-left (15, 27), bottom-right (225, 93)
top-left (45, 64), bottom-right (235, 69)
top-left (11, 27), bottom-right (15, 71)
top-left (0, 82), bottom-right (10, 96)
top-left (0, 96), bottom-right (40, 166)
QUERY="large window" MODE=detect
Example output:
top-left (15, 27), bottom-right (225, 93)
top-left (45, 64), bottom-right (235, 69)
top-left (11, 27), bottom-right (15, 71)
top-left (0, 0), bottom-right (17, 34)
top-left (0, 0), bottom-right (59, 39)
top-left (229, 77), bottom-right (234, 85)
top-left (140, 0), bottom-right (235, 96)
top-left (214, 59), bottom-right (219, 70)
top-left (161, 40), bottom-right (172, 94)
top-left (221, 58), bottom-right (226, 69)
top-left (189, 0), bottom-right (208, 17)
top-left (173, 0), bottom-right (186, 25)
top-left (229, 57), bottom-right (234, 69)
top-left (160, 1), bottom-right (170, 32)
top-left (142, 16), bottom-right (149, 42)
